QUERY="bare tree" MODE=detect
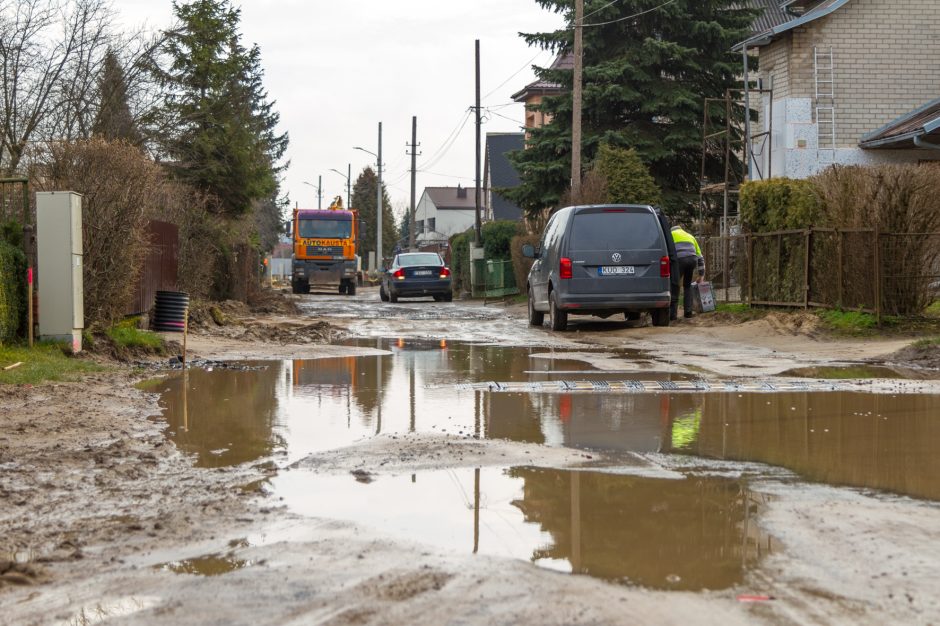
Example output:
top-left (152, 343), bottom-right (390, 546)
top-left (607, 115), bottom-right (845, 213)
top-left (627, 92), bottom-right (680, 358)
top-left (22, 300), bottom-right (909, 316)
top-left (0, 0), bottom-right (115, 175)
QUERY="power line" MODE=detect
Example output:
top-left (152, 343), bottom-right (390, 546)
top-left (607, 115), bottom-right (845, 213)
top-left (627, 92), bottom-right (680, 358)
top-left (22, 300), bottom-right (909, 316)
top-left (420, 111), bottom-right (473, 172)
top-left (583, 0), bottom-right (623, 20)
top-left (582, 0), bottom-right (676, 27)
top-left (485, 108), bottom-right (521, 125)
top-left (482, 50), bottom-right (549, 101)
top-left (419, 108), bottom-right (471, 169)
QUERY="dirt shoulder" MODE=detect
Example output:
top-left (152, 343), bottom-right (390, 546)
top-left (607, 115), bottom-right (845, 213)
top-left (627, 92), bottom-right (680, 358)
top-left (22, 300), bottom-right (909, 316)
top-left (3, 292), bottom-right (939, 625)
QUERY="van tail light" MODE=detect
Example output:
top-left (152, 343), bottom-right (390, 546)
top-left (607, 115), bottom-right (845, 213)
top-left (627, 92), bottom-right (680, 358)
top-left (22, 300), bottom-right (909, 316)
top-left (439, 267), bottom-right (451, 278)
top-left (560, 257), bottom-right (573, 280)
top-left (660, 256), bottom-right (671, 278)
top-left (393, 268), bottom-right (405, 280)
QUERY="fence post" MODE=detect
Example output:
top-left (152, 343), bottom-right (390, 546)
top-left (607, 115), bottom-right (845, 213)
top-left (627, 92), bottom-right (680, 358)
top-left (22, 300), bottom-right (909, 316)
top-left (837, 229), bottom-right (844, 309)
top-left (804, 228), bottom-right (812, 308)
top-left (747, 235), bottom-right (754, 304)
top-left (873, 227), bottom-right (881, 325)
top-left (776, 234), bottom-right (782, 302)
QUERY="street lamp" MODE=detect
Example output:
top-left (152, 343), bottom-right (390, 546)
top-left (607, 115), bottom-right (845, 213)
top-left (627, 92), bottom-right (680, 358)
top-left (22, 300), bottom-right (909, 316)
top-left (329, 164), bottom-right (351, 209)
top-left (302, 178), bottom-right (323, 210)
top-left (354, 122), bottom-right (383, 270)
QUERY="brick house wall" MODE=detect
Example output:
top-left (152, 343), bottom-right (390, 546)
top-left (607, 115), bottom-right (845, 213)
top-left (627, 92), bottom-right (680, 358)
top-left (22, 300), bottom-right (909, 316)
top-left (754, 0), bottom-right (940, 178)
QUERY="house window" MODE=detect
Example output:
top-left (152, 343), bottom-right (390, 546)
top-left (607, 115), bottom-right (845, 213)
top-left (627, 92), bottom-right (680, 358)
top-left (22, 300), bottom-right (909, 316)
top-left (416, 220), bottom-right (424, 233)
top-left (427, 218), bottom-right (436, 232)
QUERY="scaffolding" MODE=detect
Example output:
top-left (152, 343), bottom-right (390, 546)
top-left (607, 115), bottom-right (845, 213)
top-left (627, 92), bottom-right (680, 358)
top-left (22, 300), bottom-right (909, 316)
top-left (699, 87), bottom-right (772, 299)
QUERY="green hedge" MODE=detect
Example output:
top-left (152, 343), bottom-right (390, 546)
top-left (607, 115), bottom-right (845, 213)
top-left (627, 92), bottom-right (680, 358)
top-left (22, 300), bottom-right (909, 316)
top-left (449, 228), bottom-right (474, 294)
top-left (482, 220), bottom-right (523, 261)
top-left (0, 239), bottom-right (26, 343)
top-left (739, 178), bottom-right (820, 232)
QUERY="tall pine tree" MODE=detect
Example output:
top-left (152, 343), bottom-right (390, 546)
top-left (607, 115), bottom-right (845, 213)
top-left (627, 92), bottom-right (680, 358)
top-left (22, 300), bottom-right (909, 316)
top-left (149, 0), bottom-right (288, 217)
top-left (351, 167), bottom-right (398, 260)
top-left (507, 0), bottom-right (755, 217)
top-left (93, 50), bottom-right (143, 146)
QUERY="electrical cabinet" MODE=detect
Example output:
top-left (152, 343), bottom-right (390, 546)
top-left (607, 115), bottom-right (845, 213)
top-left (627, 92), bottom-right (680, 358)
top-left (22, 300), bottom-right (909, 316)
top-left (37, 191), bottom-right (83, 352)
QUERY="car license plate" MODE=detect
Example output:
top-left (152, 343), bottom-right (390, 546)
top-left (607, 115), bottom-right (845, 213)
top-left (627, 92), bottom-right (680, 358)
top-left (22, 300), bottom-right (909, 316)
top-left (414, 270), bottom-right (432, 276)
top-left (599, 266), bottom-right (634, 275)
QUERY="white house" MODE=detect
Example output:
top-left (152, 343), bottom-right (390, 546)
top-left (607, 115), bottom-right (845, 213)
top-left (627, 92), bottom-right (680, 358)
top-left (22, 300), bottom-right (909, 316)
top-left (414, 186), bottom-right (479, 242)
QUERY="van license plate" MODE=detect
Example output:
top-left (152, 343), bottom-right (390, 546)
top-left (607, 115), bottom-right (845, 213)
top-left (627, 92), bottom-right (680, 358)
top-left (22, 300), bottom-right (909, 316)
top-left (599, 266), bottom-right (634, 275)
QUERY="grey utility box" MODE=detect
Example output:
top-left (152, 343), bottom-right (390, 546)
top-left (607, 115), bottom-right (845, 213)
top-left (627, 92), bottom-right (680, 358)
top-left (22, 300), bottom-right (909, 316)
top-left (37, 191), bottom-right (84, 352)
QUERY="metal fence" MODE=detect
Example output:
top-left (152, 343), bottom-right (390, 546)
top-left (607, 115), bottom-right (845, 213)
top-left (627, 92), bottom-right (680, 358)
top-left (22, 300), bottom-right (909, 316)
top-left (126, 221), bottom-right (179, 315)
top-left (700, 229), bottom-right (940, 319)
top-left (471, 258), bottom-right (519, 301)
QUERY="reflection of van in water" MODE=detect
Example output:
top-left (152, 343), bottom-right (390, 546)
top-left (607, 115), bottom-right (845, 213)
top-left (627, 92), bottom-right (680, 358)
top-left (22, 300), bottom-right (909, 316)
top-left (523, 205), bottom-right (672, 331)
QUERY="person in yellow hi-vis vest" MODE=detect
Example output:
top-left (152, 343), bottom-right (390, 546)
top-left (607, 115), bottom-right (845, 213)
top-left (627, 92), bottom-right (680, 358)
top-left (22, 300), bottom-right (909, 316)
top-left (670, 225), bottom-right (704, 320)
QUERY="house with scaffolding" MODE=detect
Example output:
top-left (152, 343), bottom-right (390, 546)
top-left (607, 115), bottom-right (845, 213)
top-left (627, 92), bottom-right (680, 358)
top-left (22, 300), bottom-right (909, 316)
top-left (739, 0), bottom-right (940, 178)
top-left (705, 0), bottom-right (940, 224)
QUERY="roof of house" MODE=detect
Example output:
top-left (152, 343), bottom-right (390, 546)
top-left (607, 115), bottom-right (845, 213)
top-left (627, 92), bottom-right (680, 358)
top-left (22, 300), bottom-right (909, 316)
top-left (511, 53), bottom-right (573, 102)
top-left (423, 186), bottom-right (478, 210)
top-left (742, 0), bottom-right (792, 35)
top-left (736, 0), bottom-right (854, 49)
top-left (485, 133), bottom-right (524, 222)
top-left (859, 98), bottom-right (940, 149)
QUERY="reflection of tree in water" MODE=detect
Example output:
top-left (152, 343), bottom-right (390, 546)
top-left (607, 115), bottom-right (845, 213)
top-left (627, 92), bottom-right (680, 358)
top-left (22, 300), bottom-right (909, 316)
top-left (485, 392), bottom-right (544, 444)
top-left (508, 468), bottom-right (755, 590)
top-left (688, 392), bottom-right (940, 501)
top-left (162, 364), bottom-right (284, 468)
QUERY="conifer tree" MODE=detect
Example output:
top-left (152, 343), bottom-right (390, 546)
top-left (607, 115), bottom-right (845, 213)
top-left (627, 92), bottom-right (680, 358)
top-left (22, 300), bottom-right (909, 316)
top-left (149, 0), bottom-right (288, 217)
top-left (595, 144), bottom-right (661, 205)
top-left (507, 0), bottom-right (754, 217)
top-left (351, 167), bottom-right (398, 259)
top-left (92, 50), bottom-right (142, 146)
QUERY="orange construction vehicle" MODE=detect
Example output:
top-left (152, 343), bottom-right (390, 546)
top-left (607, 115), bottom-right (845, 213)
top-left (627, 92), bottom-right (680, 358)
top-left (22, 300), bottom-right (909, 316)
top-left (290, 196), bottom-right (361, 295)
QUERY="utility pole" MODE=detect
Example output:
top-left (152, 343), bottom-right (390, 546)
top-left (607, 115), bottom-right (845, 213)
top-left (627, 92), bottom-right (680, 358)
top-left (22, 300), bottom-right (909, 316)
top-left (377, 122), bottom-right (383, 266)
top-left (407, 116), bottom-right (421, 251)
top-left (346, 163), bottom-right (351, 209)
top-left (474, 39), bottom-right (482, 245)
top-left (318, 174), bottom-right (323, 209)
top-left (571, 0), bottom-right (584, 199)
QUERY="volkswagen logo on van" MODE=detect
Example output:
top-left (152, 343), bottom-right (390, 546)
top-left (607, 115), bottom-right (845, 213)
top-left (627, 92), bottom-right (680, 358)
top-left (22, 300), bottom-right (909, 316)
top-left (611, 253), bottom-right (622, 263)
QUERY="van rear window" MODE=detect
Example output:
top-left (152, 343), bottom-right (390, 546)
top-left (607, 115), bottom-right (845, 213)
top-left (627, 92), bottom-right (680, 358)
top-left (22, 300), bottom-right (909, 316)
top-left (570, 211), bottom-right (662, 250)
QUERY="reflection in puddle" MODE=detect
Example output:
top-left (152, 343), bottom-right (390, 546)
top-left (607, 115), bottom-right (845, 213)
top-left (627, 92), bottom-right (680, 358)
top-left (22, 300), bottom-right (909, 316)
top-left (274, 467), bottom-right (768, 591)
top-left (154, 553), bottom-right (250, 577)
top-left (60, 596), bottom-right (160, 626)
top-left (155, 339), bottom-right (940, 501)
top-left (671, 392), bottom-right (940, 500)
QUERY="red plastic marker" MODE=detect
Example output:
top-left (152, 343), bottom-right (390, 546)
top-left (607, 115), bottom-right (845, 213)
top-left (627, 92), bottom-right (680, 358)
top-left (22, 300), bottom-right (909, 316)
top-left (737, 595), bottom-right (774, 603)
top-left (27, 267), bottom-right (33, 284)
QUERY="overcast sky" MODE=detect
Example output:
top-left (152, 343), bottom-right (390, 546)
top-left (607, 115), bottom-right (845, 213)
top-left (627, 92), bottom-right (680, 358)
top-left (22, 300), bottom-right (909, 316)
top-left (112, 0), bottom-right (566, 220)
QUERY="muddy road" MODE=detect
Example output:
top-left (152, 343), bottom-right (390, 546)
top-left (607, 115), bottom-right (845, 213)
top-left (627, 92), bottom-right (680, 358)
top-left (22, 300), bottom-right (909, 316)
top-left (3, 286), bottom-right (940, 625)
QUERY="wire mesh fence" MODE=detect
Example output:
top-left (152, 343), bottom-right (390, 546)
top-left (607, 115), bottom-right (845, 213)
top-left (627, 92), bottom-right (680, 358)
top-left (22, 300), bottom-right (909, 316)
top-left (700, 229), bottom-right (940, 319)
top-left (471, 258), bottom-right (519, 301)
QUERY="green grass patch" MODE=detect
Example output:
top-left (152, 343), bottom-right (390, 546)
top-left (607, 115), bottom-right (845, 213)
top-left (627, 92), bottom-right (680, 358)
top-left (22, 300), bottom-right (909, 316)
top-left (911, 336), bottom-right (940, 349)
top-left (817, 309), bottom-right (886, 334)
top-left (925, 301), bottom-right (940, 318)
top-left (106, 318), bottom-right (165, 351)
top-left (0, 343), bottom-right (105, 385)
top-left (715, 302), bottom-right (751, 314)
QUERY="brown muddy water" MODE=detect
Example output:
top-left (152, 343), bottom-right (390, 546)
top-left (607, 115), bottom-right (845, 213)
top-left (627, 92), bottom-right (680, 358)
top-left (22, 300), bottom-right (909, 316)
top-left (153, 339), bottom-right (940, 587)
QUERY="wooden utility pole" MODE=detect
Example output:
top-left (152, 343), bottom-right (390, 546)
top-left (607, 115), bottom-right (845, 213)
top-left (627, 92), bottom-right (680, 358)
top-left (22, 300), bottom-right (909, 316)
top-left (474, 39), bottom-right (482, 245)
top-left (407, 116), bottom-right (420, 251)
top-left (571, 0), bottom-right (584, 199)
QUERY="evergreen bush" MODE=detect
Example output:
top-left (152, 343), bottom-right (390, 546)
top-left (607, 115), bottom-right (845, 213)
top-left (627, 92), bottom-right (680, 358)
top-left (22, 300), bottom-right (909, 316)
top-left (0, 240), bottom-right (26, 343)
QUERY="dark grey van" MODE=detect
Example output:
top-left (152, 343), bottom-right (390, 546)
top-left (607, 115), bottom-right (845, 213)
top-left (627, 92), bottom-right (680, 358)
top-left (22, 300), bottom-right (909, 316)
top-left (522, 205), bottom-right (672, 331)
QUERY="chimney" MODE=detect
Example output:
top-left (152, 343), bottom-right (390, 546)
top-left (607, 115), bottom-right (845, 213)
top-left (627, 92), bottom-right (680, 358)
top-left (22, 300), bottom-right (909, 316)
top-left (456, 184), bottom-right (467, 199)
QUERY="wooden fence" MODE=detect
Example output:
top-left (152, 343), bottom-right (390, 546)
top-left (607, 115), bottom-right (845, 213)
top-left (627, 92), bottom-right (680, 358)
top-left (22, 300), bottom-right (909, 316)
top-left (700, 229), bottom-right (940, 320)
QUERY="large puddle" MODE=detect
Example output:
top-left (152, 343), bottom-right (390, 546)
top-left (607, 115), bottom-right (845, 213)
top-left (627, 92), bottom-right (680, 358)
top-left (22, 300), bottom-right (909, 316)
top-left (153, 339), bottom-right (940, 587)
top-left (273, 466), bottom-right (768, 591)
